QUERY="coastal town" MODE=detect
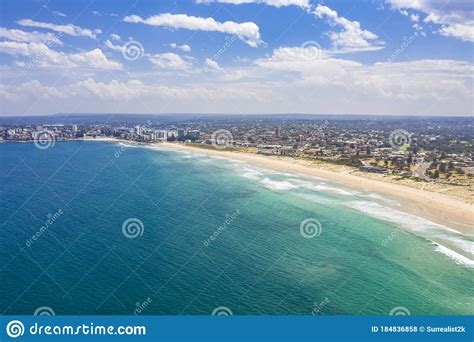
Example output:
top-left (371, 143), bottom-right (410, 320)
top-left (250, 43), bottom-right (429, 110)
top-left (2, 116), bottom-right (473, 185)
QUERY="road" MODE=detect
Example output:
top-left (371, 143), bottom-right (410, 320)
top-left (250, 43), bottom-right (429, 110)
top-left (413, 161), bottom-right (431, 180)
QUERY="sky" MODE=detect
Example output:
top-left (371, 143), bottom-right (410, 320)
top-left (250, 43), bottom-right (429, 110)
top-left (0, 0), bottom-right (473, 117)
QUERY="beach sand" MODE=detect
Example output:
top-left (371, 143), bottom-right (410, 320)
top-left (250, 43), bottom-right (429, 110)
top-left (158, 142), bottom-right (473, 236)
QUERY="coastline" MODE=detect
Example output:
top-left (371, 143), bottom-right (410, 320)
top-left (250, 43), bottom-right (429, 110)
top-left (3, 138), bottom-right (473, 314)
top-left (156, 141), bottom-right (473, 236)
top-left (6, 138), bottom-right (472, 235)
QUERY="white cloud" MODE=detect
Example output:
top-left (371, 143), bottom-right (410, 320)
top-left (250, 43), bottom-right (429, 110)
top-left (0, 80), bottom-right (68, 102)
top-left (124, 13), bottom-right (262, 47)
top-left (170, 43), bottom-right (192, 52)
top-left (67, 49), bottom-right (121, 69)
top-left (436, 23), bottom-right (474, 42)
top-left (205, 58), bottom-right (223, 71)
top-left (410, 13), bottom-right (420, 22)
top-left (399, 9), bottom-right (419, 22)
top-left (0, 41), bottom-right (121, 69)
top-left (68, 78), bottom-right (148, 100)
top-left (17, 19), bottom-right (101, 39)
top-left (52, 11), bottom-right (67, 17)
top-left (195, 0), bottom-right (310, 8)
top-left (399, 10), bottom-right (424, 32)
top-left (0, 27), bottom-right (62, 45)
top-left (314, 5), bottom-right (385, 52)
top-left (104, 39), bottom-right (123, 52)
top-left (0, 77), bottom-right (270, 114)
top-left (149, 53), bottom-right (193, 70)
top-left (386, 0), bottom-right (474, 42)
top-left (254, 46), bottom-right (472, 106)
top-left (110, 33), bottom-right (121, 41)
top-left (2, 48), bottom-right (471, 116)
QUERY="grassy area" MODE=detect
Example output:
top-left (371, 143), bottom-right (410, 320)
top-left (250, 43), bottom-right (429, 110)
top-left (184, 143), bottom-right (363, 168)
top-left (426, 164), bottom-right (471, 181)
top-left (185, 143), bottom-right (247, 153)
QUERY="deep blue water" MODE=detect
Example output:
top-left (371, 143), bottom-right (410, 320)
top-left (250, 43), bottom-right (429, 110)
top-left (0, 141), bottom-right (472, 315)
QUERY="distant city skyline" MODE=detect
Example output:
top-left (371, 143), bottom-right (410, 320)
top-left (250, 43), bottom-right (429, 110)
top-left (0, 0), bottom-right (473, 116)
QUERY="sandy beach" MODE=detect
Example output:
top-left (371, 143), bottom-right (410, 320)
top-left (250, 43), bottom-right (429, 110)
top-left (75, 137), bottom-right (473, 235)
top-left (156, 142), bottom-right (473, 236)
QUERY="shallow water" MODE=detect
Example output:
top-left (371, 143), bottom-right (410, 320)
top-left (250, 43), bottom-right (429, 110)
top-left (0, 141), bottom-right (472, 315)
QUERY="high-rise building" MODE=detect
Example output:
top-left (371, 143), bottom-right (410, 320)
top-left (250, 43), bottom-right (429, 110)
top-left (275, 126), bottom-right (281, 137)
top-left (154, 130), bottom-right (167, 140)
top-left (188, 130), bottom-right (200, 139)
top-left (167, 130), bottom-right (178, 138)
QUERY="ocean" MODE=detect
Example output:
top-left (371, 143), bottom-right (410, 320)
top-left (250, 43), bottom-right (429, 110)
top-left (0, 141), bottom-right (472, 315)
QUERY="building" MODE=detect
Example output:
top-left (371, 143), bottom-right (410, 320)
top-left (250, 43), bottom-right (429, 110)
top-left (134, 125), bottom-right (143, 135)
top-left (154, 130), bottom-right (167, 140)
top-left (167, 130), bottom-right (178, 138)
top-left (188, 130), bottom-right (200, 140)
top-left (359, 166), bottom-right (389, 174)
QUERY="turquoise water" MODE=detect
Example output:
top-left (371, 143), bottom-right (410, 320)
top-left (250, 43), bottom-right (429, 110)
top-left (0, 141), bottom-right (472, 315)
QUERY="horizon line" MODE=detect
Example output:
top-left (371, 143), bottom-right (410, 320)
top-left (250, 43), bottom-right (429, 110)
top-left (1, 112), bottom-right (473, 118)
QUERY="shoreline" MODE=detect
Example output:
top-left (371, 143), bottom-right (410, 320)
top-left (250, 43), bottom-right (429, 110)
top-left (6, 138), bottom-right (472, 235)
top-left (156, 142), bottom-right (473, 236)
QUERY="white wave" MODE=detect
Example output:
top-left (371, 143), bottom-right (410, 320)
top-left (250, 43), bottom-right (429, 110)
top-left (309, 184), bottom-right (353, 196)
top-left (140, 144), bottom-right (474, 267)
top-left (296, 193), bottom-right (335, 205)
top-left (346, 200), bottom-right (474, 264)
top-left (433, 243), bottom-right (474, 268)
top-left (118, 142), bottom-right (139, 148)
top-left (208, 155), bottom-right (245, 164)
top-left (260, 178), bottom-right (299, 191)
top-left (240, 167), bottom-right (264, 180)
top-left (346, 200), bottom-right (460, 234)
top-left (143, 145), bottom-right (173, 153)
top-left (362, 193), bottom-right (399, 205)
top-left (442, 236), bottom-right (474, 256)
top-left (280, 178), bottom-right (354, 196)
top-left (363, 193), bottom-right (386, 200)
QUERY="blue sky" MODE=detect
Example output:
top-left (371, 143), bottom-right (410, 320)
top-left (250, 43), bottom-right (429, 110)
top-left (0, 0), bottom-right (473, 116)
